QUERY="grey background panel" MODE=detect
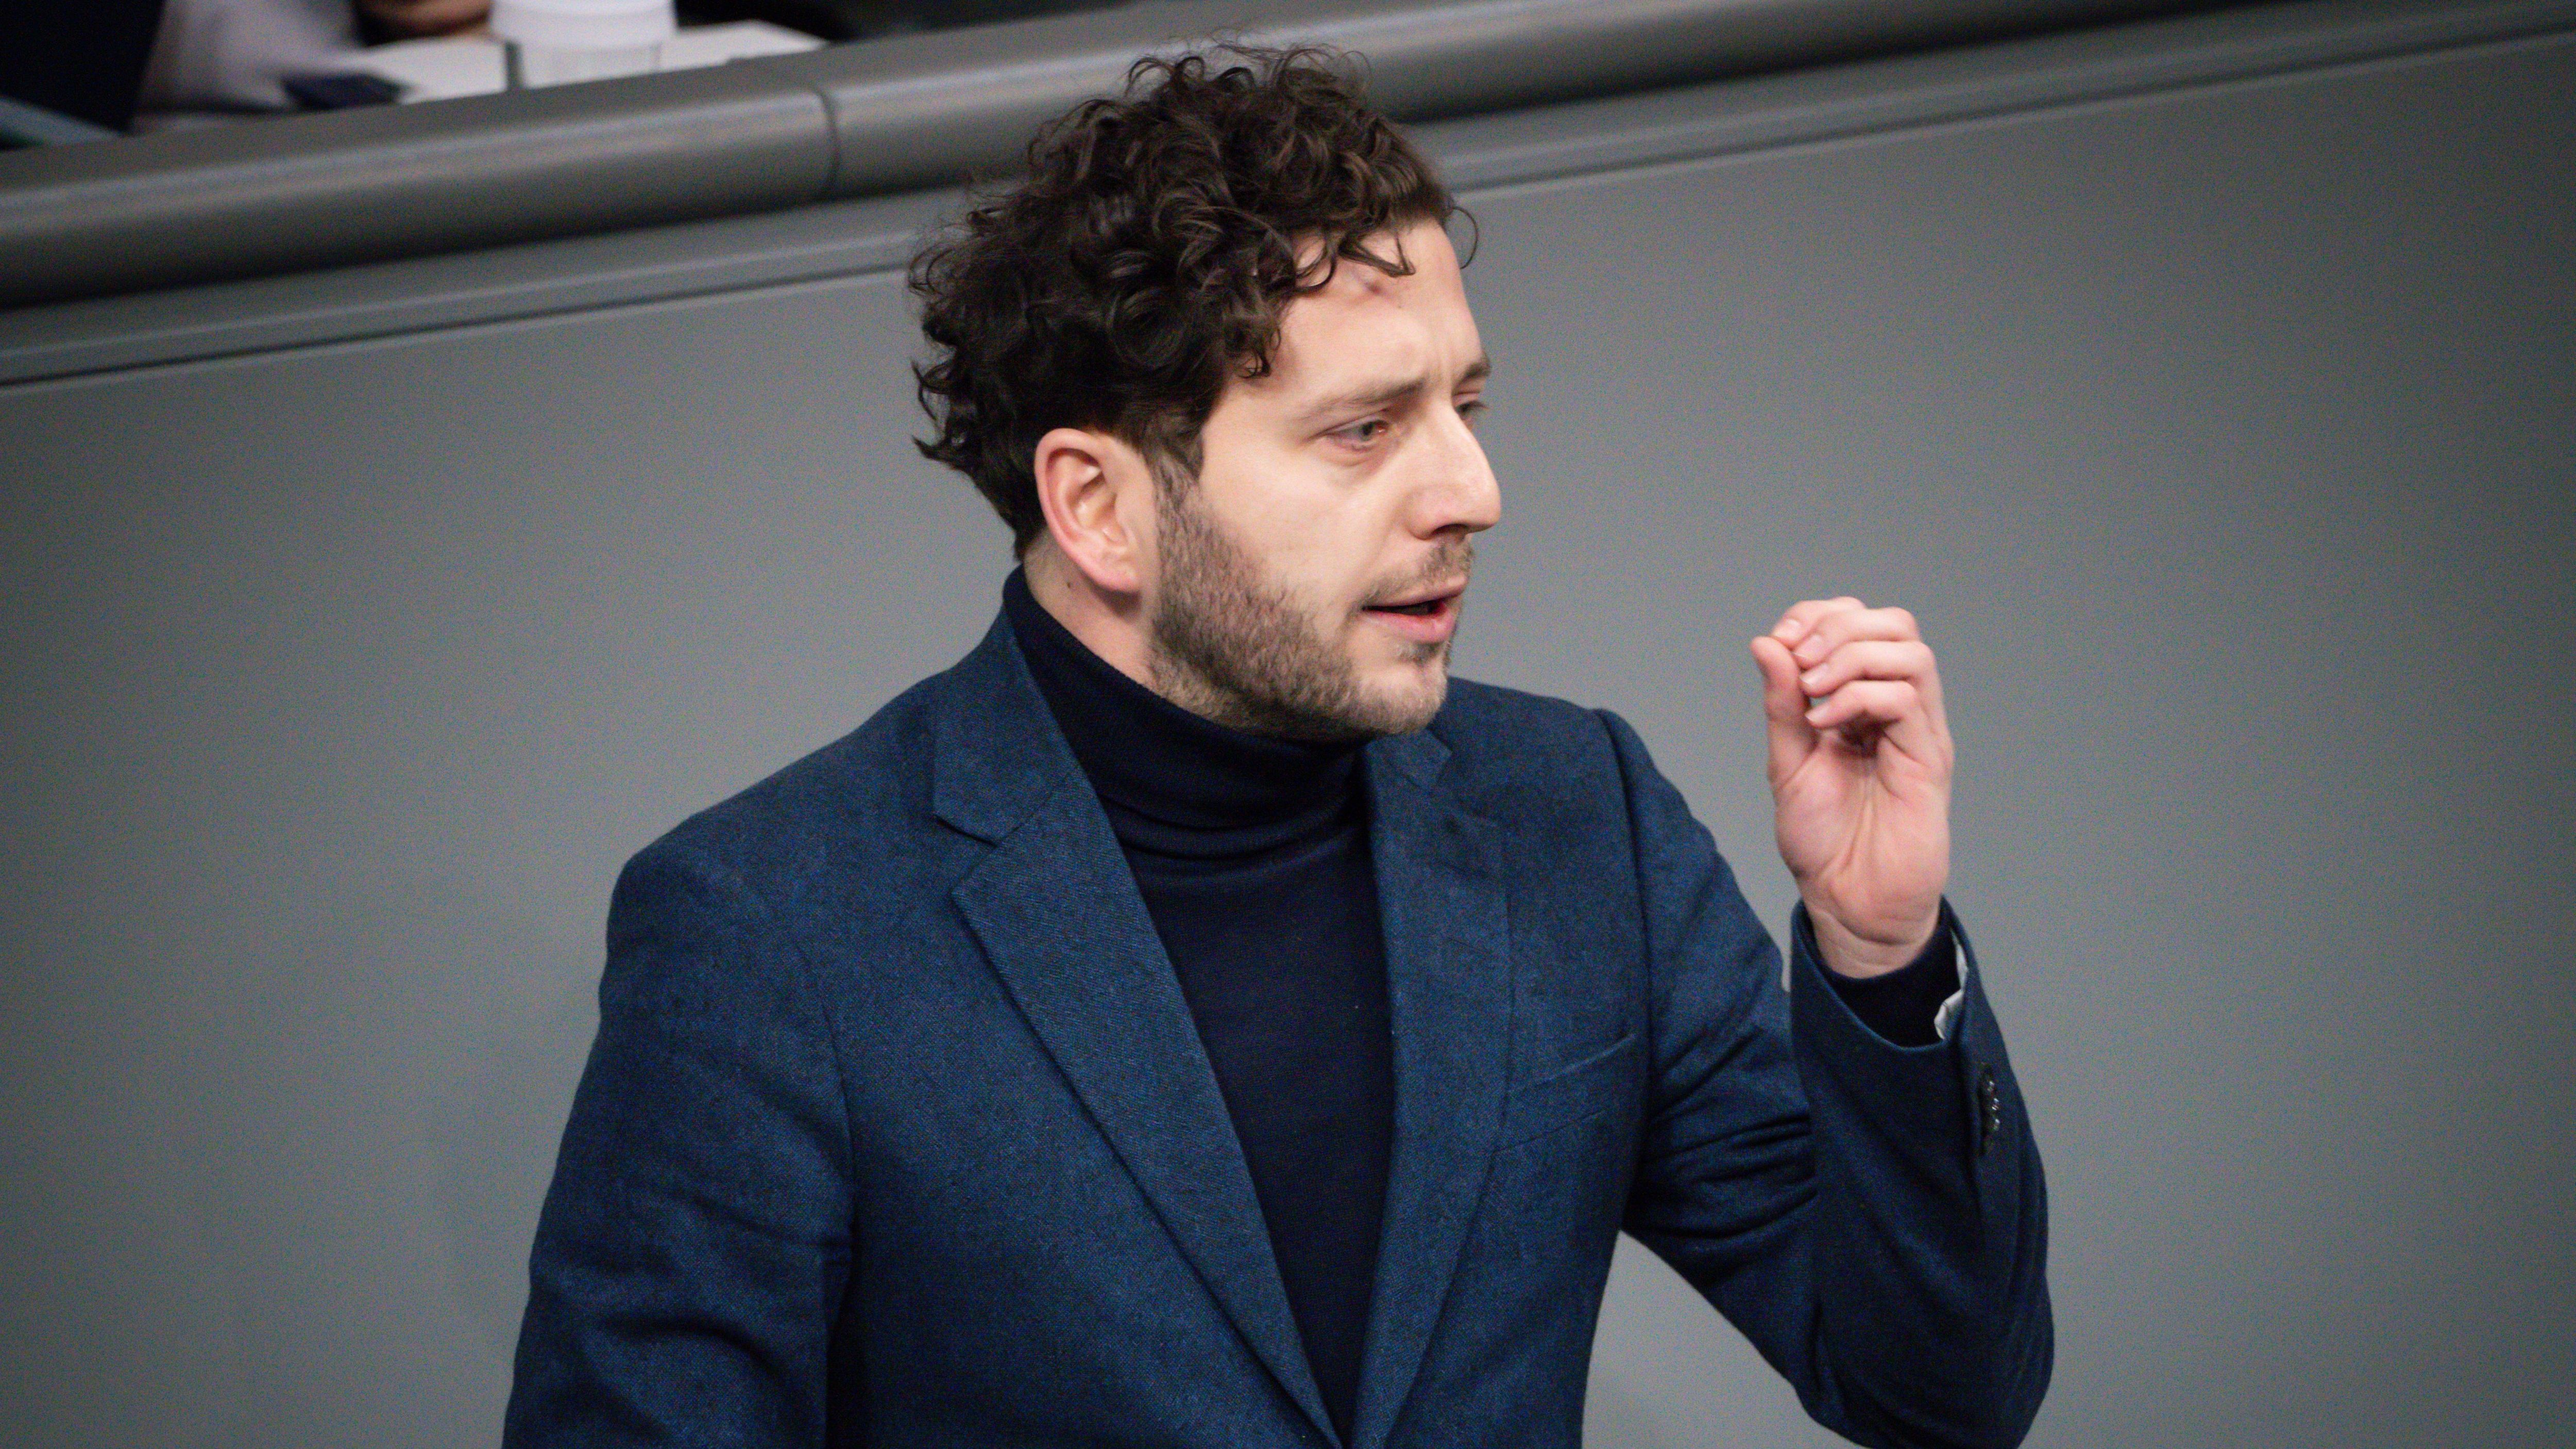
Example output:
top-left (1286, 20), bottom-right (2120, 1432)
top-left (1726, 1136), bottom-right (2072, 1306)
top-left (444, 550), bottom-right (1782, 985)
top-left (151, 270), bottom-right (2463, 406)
top-left (0, 188), bottom-right (953, 390)
top-left (0, 0), bottom-right (2214, 310)
top-left (0, 62), bottom-right (837, 309)
top-left (4, 0), bottom-right (2560, 385)
top-left (1454, 30), bottom-right (2575, 1444)
top-left (1, 274), bottom-right (987, 1447)
top-left (2, 6), bottom-right (2571, 1447)
top-left (762, 0), bottom-right (2206, 195)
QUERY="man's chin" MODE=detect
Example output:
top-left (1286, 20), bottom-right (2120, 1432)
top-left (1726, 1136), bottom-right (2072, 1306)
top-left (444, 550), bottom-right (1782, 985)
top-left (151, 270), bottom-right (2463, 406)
top-left (1355, 659), bottom-right (1450, 737)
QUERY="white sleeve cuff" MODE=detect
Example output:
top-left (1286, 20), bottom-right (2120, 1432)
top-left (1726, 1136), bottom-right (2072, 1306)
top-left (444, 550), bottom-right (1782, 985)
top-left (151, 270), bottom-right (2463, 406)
top-left (1932, 934), bottom-right (1969, 1043)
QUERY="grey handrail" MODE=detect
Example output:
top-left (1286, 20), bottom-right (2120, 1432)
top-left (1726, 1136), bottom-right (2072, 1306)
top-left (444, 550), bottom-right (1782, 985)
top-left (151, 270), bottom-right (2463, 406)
top-left (0, 0), bottom-right (2206, 309)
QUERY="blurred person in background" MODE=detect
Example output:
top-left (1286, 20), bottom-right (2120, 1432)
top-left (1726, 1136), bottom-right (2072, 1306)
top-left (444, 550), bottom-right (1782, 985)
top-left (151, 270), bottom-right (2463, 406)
top-left (0, 0), bottom-right (1124, 134)
top-left (0, 0), bottom-right (466, 130)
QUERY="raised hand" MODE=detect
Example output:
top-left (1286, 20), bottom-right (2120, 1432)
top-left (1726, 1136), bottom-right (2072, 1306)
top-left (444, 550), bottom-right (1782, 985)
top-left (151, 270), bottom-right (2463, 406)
top-left (1749, 598), bottom-right (1953, 979)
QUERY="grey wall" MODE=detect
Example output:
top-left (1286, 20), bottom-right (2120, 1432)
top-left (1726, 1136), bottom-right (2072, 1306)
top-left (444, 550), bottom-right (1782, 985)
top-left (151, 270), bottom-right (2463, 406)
top-left (2, 4), bottom-right (2570, 1445)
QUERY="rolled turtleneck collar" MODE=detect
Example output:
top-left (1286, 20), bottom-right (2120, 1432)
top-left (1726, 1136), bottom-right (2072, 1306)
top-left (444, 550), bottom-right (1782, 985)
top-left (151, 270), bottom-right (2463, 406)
top-left (1002, 567), bottom-right (1364, 860)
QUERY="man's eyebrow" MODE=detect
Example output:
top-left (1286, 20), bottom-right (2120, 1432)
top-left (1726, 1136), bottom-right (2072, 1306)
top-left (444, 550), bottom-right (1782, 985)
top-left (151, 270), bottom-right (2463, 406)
top-left (1299, 353), bottom-right (1493, 420)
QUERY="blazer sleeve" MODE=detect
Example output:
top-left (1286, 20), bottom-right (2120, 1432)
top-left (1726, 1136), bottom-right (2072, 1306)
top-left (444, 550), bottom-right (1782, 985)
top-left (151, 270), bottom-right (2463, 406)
top-left (502, 837), bottom-right (857, 1447)
top-left (1599, 709), bottom-right (2052, 1449)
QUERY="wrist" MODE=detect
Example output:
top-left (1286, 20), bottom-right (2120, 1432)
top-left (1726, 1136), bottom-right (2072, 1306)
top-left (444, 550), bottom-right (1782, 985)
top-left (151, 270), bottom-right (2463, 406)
top-left (1805, 900), bottom-right (1940, 980)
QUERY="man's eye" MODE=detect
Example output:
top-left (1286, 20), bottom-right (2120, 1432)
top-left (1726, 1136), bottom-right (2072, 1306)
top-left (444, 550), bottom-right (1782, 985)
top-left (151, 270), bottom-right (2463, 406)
top-left (1334, 419), bottom-right (1391, 446)
top-left (1459, 399), bottom-right (1489, 425)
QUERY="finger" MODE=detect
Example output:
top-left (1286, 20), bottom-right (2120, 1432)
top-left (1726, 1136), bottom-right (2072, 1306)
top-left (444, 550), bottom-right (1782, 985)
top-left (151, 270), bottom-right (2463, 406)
top-left (1790, 603), bottom-right (1920, 667)
top-left (1750, 635), bottom-right (1817, 779)
top-left (1768, 596), bottom-right (1864, 651)
top-left (1797, 638), bottom-right (1944, 721)
top-left (1804, 678), bottom-right (1947, 770)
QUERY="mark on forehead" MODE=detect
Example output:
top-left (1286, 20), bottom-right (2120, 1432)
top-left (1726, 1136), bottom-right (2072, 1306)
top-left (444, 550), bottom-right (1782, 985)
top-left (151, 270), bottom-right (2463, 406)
top-left (1353, 265), bottom-right (1403, 298)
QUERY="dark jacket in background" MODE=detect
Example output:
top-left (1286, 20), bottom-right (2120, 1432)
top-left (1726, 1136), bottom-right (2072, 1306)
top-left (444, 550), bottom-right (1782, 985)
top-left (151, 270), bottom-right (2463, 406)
top-left (0, 0), bottom-right (168, 131)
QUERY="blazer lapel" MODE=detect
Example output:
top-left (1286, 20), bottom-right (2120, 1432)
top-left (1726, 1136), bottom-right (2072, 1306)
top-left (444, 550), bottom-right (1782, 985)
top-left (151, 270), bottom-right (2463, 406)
top-left (933, 613), bottom-right (1338, 1443)
top-left (1349, 727), bottom-right (1514, 1449)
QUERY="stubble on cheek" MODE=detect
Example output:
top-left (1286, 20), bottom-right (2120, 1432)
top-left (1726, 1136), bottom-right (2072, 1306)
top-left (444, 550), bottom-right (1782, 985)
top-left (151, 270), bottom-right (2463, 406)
top-left (1144, 476), bottom-right (1450, 741)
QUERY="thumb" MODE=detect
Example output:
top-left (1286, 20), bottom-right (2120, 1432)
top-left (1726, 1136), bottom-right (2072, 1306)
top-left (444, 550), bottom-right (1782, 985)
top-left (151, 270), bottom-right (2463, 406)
top-left (1751, 634), bottom-right (1817, 783)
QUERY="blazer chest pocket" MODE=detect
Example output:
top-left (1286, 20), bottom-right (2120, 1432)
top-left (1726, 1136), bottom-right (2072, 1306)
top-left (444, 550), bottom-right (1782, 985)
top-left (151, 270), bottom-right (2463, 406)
top-left (1495, 1031), bottom-right (1641, 1149)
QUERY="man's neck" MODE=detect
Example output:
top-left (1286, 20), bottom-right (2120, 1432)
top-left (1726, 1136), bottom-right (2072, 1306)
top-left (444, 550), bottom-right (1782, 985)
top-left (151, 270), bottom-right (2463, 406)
top-left (1002, 565), bottom-right (1359, 844)
top-left (1021, 543), bottom-right (1157, 692)
top-left (1021, 540), bottom-right (1329, 741)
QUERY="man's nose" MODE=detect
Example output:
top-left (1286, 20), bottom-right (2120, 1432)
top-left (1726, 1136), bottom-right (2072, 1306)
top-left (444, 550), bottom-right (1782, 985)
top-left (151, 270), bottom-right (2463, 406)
top-left (1413, 406), bottom-right (1501, 537)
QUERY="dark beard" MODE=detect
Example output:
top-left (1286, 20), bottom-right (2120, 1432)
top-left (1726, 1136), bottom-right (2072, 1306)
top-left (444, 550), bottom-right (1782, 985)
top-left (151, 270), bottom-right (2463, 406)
top-left (1145, 469), bottom-right (1463, 742)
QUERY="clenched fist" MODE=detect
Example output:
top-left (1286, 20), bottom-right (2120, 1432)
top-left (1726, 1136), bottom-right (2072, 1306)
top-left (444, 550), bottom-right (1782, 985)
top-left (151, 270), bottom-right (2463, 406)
top-left (1750, 597), bottom-right (1953, 979)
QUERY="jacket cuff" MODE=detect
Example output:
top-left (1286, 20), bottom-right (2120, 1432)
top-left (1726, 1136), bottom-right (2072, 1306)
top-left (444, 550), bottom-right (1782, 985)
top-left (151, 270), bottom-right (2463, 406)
top-left (1791, 904), bottom-right (2026, 1172)
top-left (1809, 900), bottom-right (1963, 1047)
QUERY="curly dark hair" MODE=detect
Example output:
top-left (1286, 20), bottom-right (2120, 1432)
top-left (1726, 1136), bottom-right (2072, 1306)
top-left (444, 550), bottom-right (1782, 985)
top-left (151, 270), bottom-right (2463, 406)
top-left (908, 43), bottom-right (1469, 554)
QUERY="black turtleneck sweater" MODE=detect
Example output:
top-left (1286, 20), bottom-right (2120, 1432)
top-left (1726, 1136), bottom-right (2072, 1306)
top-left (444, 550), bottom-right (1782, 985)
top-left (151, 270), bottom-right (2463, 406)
top-left (1002, 569), bottom-right (1961, 1439)
top-left (1006, 569), bottom-right (1392, 1439)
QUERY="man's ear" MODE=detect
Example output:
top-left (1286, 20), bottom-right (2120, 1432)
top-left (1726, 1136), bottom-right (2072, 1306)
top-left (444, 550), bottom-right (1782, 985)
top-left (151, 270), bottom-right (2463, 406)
top-left (1031, 425), bottom-right (1154, 596)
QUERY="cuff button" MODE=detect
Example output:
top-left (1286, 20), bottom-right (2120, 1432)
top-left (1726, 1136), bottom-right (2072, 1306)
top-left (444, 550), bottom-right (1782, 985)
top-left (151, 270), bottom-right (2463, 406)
top-left (1976, 1066), bottom-right (2002, 1155)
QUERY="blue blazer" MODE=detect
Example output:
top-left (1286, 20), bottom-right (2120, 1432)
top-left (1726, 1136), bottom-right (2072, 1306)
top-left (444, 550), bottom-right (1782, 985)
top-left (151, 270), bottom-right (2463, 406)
top-left (505, 609), bottom-right (2051, 1448)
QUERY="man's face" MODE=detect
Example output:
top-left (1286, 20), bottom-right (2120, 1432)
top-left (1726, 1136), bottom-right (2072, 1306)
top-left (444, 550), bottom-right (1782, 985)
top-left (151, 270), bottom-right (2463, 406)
top-left (1143, 217), bottom-right (1499, 741)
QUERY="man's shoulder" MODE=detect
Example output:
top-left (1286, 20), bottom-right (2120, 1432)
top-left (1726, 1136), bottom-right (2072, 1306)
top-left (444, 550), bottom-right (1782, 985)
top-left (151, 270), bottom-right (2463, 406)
top-left (1433, 674), bottom-right (1601, 740)
top-left (1426, 676), bottom-right (1636, 811)
top-left (620, 666), bottom-right (959, 916)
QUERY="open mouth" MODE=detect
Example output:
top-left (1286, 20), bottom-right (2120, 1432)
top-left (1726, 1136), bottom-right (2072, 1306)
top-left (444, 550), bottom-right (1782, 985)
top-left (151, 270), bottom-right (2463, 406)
top-left (1365, 577), bottom-right (1468, 616)
top-left (1362, 588), bottom-right (1464, 642)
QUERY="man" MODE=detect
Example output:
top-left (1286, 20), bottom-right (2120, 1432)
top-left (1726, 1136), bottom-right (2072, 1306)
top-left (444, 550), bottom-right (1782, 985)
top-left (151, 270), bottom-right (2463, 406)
top-left (505, 44), bottom-right (2050, 1449)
